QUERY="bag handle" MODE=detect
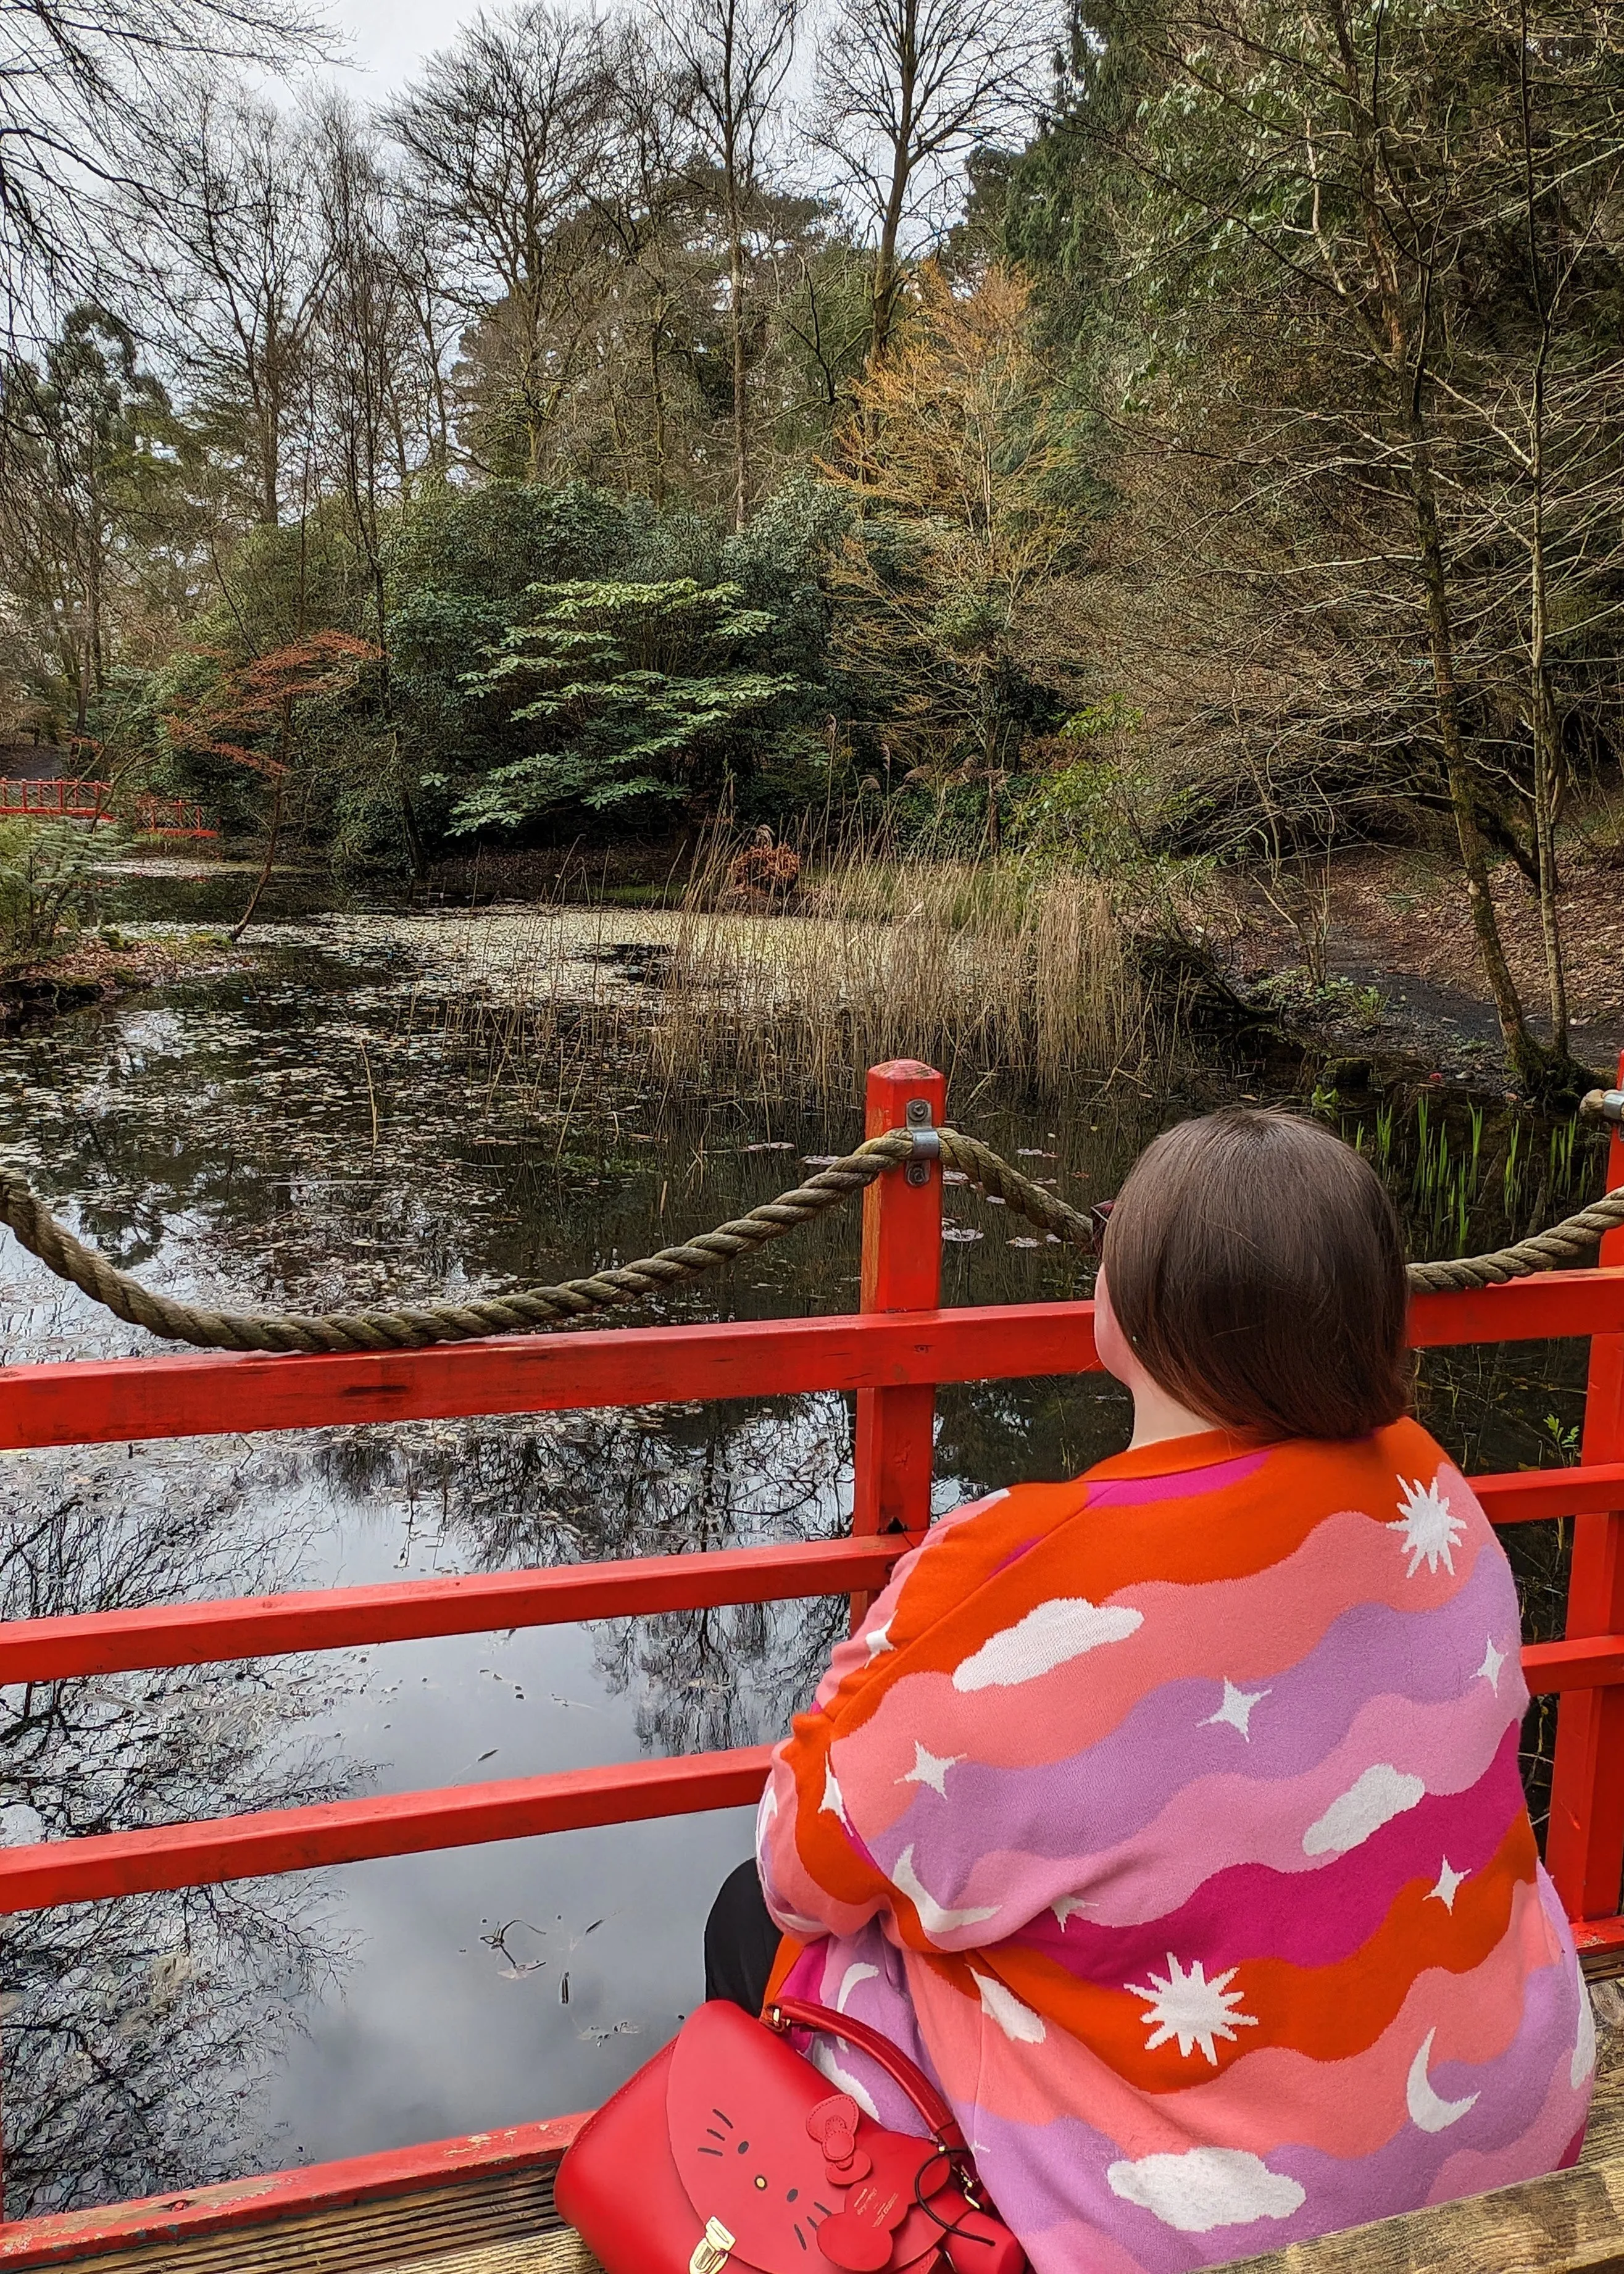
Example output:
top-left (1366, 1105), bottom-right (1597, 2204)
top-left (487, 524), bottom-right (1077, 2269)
top-left (770, 1995), bottom-right (967, 2153)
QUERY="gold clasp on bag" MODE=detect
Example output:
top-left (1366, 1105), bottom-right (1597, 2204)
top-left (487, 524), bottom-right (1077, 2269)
top-left (689, 2217), bottom-right (736, 2274)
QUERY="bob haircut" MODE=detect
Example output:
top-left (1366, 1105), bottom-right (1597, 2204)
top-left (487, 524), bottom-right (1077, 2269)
top-left (1101, 1107), bottom-right (1410, 1441)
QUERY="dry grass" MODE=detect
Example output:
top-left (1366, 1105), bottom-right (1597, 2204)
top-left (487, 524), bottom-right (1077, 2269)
top-left (429, 822), bottom-right (1165, 1113)
top-left (651, 825), bottom-right (1159, 1104)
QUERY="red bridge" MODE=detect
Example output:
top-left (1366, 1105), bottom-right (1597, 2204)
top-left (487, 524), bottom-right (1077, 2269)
top-left (0, 1058), bottom-right (1620, 2273)
top-left (0, 780), bottom-right (216, 839)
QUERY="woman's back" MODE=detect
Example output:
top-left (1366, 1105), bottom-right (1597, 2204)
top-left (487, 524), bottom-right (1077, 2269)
top-left (759, 1420), bottom-right (1593, 2273)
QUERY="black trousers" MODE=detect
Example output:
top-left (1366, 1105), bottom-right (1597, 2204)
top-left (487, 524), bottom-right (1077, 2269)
top-left (704, 1857), bottom-right (781, 2014)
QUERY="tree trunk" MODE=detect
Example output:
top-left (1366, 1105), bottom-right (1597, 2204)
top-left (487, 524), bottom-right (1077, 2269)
top-left (729, 215), bottom-right (749, 531)
top-left (1407, 427), bottom-right (1547, 1085)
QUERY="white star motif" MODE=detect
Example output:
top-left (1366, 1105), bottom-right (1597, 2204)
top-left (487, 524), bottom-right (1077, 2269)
top-left (821, 1762), bottom-right (847, 1823)
top-left (1051, 1893), bottom-right (1095, 1928)
top-left (898, 1742), bottom-right (965, 1797)
top-left (865, 1619), bottom-right (894, 1659)
top-left (1388, 1476), bottom-right (1467, 1578)
top-left (1427, 1858), bottom-right (1468, 1912)
top-left (1126, 1953), bottom-right (1259, 2065)
top-left (1202, 1680), bottom-right (1272, 1739)
top-left (1477, 1637), bottom-right (1506, 1693)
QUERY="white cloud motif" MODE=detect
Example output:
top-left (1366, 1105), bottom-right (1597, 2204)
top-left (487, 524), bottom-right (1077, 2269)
top-left (1388, 1476), bottom-right (1467, 1578)
top-left (1107, 2147), bottom-right (1305, 2233)
top-left (1126, 1953), bottom-right (1258, 2064)
top-left (1302, 1764), bottom-right (1426, 1857)
top-left (970, 1970), bottom-right (1046, 2044)
top-left (952, 1597), bottom-right (1143, 1691)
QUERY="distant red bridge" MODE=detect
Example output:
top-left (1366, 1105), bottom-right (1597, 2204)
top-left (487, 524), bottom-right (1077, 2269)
top-left (0, 778), bottom-right (217, 839)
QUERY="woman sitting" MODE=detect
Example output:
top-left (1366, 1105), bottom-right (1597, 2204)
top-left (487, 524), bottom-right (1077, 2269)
top-left (711, 1107), bottom-right (1594, 2272)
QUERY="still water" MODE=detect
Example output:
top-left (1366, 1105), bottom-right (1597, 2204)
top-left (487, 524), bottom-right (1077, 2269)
top-left (0, 898), bottom-right (1597, 2215)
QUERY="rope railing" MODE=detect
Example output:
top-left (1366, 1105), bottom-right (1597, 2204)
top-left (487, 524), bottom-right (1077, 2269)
top-left (1, 1114), bottom-right (1622, 1356)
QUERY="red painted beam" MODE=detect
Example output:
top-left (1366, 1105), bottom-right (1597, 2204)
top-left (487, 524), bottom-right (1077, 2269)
top-left (0, 1532), bottom-right (923, 1683)
top-left (1473, 1464), bottom-right (1624, 1526)
top-left (3, 1273), bottom-right (1622, 1454)
top-left (0, 2115), bottom-right (589, 2269)
top-left (0, 1633), bottom-right (1620, 1918)
top-left (1523, 1635), bottom-right (1624, 1694)
top-left (0, 1465), bottom-right (1617, 1685)
top-left (0, 1307), bottom-right (1096, 1451)
top-left (0, 1747), bottom-right (775, 1912)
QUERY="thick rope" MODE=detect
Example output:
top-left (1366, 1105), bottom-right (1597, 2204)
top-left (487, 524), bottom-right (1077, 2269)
top-left (1, 1128), bottom-right (1621, 1352)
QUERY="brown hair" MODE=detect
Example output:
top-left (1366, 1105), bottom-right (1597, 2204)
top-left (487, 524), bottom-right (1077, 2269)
top-left (1101, 1107), bottom-right (1410, 1441)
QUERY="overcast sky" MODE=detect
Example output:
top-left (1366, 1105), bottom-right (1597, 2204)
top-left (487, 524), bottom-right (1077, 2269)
top-left (321, 0), bottom-right (504, 95)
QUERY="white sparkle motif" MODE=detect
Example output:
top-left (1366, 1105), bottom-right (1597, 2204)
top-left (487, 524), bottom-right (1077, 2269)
top-left (821, 1762), bottom-right (847, 1823)
top-left (1477, 1637), bottom-right (1507, 1693)
top-left (865, 1618), bottom-right (894, 1659)
top-left (1427, 1858), bottom-right (1468, 1911)
top-left (1126, 1953), bottom-right (1259, 2065)
top-left (1388, 1476), bottom-right (1467, 1578)
top-left (1202, 1680), bottom-right (1272, 1739)
top-left (899, 1742), bottom-right (965, 1798)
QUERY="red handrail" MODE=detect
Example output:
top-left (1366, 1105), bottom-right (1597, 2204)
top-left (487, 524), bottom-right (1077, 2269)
top-left (0, 1053), bottom-right (1620, 2228)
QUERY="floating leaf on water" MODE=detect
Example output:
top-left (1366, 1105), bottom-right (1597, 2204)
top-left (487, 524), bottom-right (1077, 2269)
top-left (1007, 1238), bottom-right (1041, 1249)
top-left (801, 1154), bottom-right (838, 1167)
top-left (942, 1227), bottom-right (983, 1243)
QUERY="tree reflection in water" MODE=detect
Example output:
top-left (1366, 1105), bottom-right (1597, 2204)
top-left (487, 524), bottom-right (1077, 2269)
top-left (320, 1392), bottom-right (856, 1762)
top-left (0, 1442), bottom-right (359, 2218)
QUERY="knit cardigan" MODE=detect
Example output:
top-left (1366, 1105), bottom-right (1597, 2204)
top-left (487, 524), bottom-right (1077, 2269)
top-left (757, 1421), bottom-right (1594, 2273)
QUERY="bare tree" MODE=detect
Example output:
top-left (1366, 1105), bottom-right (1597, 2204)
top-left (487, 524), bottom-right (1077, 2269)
top-left (154, 91), bottom-right (330, 528)
top-left (310, 101), bottom-right (430, 872)
top-left (809, 0), bottom-right (1057, 369)
top-left (385, 2), bottom-right (612, 483)
top-left (0, 0), bottom-right (325, 329)
top-left (665, 0), bottom-right (799, 530)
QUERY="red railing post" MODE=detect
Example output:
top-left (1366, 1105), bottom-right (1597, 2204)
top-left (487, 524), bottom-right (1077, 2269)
top-left (852, 1060), bottom-right (944, 1550)
top-left (1548, 1052), bottom-right (1624, 1921)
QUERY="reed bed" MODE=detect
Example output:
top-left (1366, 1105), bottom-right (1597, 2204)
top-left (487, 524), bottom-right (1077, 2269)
top-left (651, 832), bottom-right (1159, 1106)
top-left (427, 826), bottom-right (1164, 1113)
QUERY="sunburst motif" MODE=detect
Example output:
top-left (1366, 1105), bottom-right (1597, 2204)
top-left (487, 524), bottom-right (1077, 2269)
top-left (1388, 1476), bottom-right (1467, 1578)
top-left (1126, 1953), bottom-right (1258, 2065)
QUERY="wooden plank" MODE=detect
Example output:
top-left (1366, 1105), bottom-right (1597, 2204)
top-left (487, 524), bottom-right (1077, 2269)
top-left (0, 2125), bottom-right (585, 2271)
top-left (0, 1749), bottom-right (773, 1912)
top-left (0, 1534), bottom-right (923, 1684)
top-left (3, 1273), bottom-right (1622, 1454)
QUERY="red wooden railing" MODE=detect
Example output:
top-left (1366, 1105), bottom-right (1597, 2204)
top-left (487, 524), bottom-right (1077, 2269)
top-left (0, 781), bottom-right (216, 838)
top-left (0, 1054), bottom-right (1620, 2254)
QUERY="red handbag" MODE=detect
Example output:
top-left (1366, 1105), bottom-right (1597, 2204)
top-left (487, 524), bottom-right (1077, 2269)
top-left (554, 1994), bottom-right (1026, 2274)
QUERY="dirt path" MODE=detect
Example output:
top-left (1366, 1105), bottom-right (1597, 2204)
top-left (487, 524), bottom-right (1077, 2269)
top-left (1230, 844), bottom-right (1624, 1087)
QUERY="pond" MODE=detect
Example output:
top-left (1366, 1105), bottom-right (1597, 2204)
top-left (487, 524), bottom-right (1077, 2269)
top-left (0, 881), bottom-right (1604, 2217)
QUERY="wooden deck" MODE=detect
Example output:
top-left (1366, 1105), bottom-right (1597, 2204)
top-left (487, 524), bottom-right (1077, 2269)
top-left (30, 1981), bottom-right (1624, 2274)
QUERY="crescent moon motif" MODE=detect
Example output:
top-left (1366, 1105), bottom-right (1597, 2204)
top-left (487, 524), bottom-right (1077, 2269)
top-left (1406, 2028), bottom-right (1480, 2133)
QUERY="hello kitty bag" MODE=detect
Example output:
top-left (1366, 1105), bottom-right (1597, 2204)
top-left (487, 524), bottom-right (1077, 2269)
top-left (554, 1994), bottom-right (1026, 2274)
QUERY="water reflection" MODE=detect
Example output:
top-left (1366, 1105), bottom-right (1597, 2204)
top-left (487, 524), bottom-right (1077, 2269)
top-left (0, 912), bottom-right (1596, 2205)
top-left (0, 1442), bottom-right (356, 2217)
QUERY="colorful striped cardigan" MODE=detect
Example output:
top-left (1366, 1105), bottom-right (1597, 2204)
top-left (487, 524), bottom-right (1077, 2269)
top-left (757, 1422), bottom-right (1594, 2273)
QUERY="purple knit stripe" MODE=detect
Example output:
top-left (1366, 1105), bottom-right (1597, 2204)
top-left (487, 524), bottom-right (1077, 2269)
top-left (1006, 1727), bottom-right (1525, 1979)
top-left (870, 1549), bottom-right (1518, 1884)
